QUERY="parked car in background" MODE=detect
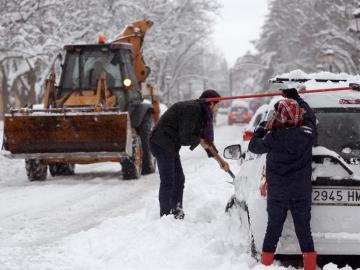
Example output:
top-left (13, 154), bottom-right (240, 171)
top-left (223, 76), bottom-right (360, 257)
top-left (218, 100), bottom-right (232, 114)
top-left (227, 100), bottom-right (253, 125)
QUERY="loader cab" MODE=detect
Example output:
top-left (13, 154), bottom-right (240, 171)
top-left (57, 43), bottom-right (140, 110)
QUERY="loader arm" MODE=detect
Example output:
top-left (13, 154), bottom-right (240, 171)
top-left (112, 19), bottom-right (153, 84)
top-left (43, 71), bottom-right (56, 108)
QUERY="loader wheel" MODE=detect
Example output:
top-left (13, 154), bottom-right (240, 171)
top-left (49, 163), bottom-right (75, 177)
top-left (137, 111), bottom-right (156, 175)
top-left (25, 159), bottom-right (47, 181)
top-left (121, 135), bottom-right (142, 180)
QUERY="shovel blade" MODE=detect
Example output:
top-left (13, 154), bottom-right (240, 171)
top-left (3, 111), bottom-right (131, 157)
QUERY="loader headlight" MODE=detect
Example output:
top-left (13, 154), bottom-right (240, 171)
top-left (123, 78), bottom-right (132, 87)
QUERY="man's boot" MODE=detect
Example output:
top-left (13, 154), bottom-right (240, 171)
top-left (171, 203), bottom-right (185, 220)
top-left (303, 252), bottom-right (317, 270)
top-left (261, 252), bottom-right (274, 266)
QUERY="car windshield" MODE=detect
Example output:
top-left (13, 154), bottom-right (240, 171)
top-left (59, 49), bottom-right (125, 95)
top-left (315, 108), bottom-right (360, 159)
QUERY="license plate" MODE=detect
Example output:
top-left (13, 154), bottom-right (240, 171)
top-left (312, 186), bottom-right (360, 206)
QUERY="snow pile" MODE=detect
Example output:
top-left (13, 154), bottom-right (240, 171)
top-left (38, 206), bottom-right (253, 270)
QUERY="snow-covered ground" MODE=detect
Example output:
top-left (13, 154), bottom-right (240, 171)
top-left (0, 115), bottom-right (355, 270)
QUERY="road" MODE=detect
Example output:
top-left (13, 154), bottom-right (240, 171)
top-left (0, 115), bottom-right (254, 270)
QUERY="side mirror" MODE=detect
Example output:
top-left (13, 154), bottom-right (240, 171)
top-left (223, 144), bottom-right (242, 160)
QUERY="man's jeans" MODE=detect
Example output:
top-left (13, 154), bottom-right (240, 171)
top-left (150, 142), bottom-right (185, 217)
top-left (262, 194), bottom-right (314, 253)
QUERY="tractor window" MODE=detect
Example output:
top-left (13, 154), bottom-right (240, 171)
top-left (59, 49), bottom-right (125, 95)
top-left (61, 54), bottom-right (79, 91)
top-left (82, 51), bottom-right (122, 89)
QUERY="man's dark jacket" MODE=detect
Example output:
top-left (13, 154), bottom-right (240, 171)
top-left (150, 100), bottom-right (204, 155)
top-left (248, 98), bottom-right (317, 197)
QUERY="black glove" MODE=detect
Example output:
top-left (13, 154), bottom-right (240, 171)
top-left (350, 83), bottom-right (360, 91)
top-left (281, 88), bottom-right (300, 100)
top-left (259, 121), bottom-right (268, 128)
top-left (253, 126), bottom-right (267, 138)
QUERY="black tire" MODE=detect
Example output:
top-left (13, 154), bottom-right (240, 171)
top-left (49, 163), bottom-right (75, 177)
top-left (121, 135), bottom-right (142, 180)
top-left (225, 195), bottom-right (238, 212)
top-left (25, 159), bottom-right (48, 181)
top-left (137, 111), bottom-right (156, 175)
top-left (226, 197), bottom-right (257, 258)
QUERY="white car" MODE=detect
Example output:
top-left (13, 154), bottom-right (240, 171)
top-left (241, 103), bottom-right (270, 152)
top-left (224, 80), bottom-right (360, 256)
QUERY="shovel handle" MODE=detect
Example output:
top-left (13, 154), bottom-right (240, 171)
top-left (228, 169), bottom-right (235, 179)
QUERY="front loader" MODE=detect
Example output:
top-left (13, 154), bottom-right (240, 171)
top-left (2, 19), bottom-right (160, 181)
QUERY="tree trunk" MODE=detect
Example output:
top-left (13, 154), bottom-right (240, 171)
top-left (0, 64), bottom-right (9, 120)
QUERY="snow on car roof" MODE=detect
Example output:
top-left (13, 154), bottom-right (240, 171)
top-left (272, 69), bottom-right (360, 83)
top-left (270, 70), bottom-right (360, 108)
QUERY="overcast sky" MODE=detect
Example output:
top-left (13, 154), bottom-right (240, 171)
top-left (212, 0), bottom-right (269, 67)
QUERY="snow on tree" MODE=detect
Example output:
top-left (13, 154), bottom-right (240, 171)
top-left (0, 0), bottom-right (223, 118)
top-left (232, 0), bottom-right (360, 94)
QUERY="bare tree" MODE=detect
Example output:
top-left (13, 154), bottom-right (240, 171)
top-left (233, 0), bottom-right (360, 93)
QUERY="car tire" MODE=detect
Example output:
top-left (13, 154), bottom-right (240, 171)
top-left (137, 111), bottom-right (156, 175)
top-left (49, 163), bottom-right (75, 177)
top-left (25, 159), bottom-right (48, 181)
top-left (121, 135), bottom-right (142, 180)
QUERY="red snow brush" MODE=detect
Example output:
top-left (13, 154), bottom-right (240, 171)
top-left (203, 86), bottom-right (356, 103)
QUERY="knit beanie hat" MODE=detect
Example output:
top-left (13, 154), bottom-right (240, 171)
top-left (267, 98), bottom-right (304, 129)
top-left (199, 89), bottom-right (221, 102)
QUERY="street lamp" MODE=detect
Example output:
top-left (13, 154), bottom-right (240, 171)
top-left (324, 49), bottom-right (335, 72)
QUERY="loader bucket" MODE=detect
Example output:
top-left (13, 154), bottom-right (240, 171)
top-left (2, 110), bottom-right (132, 159)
